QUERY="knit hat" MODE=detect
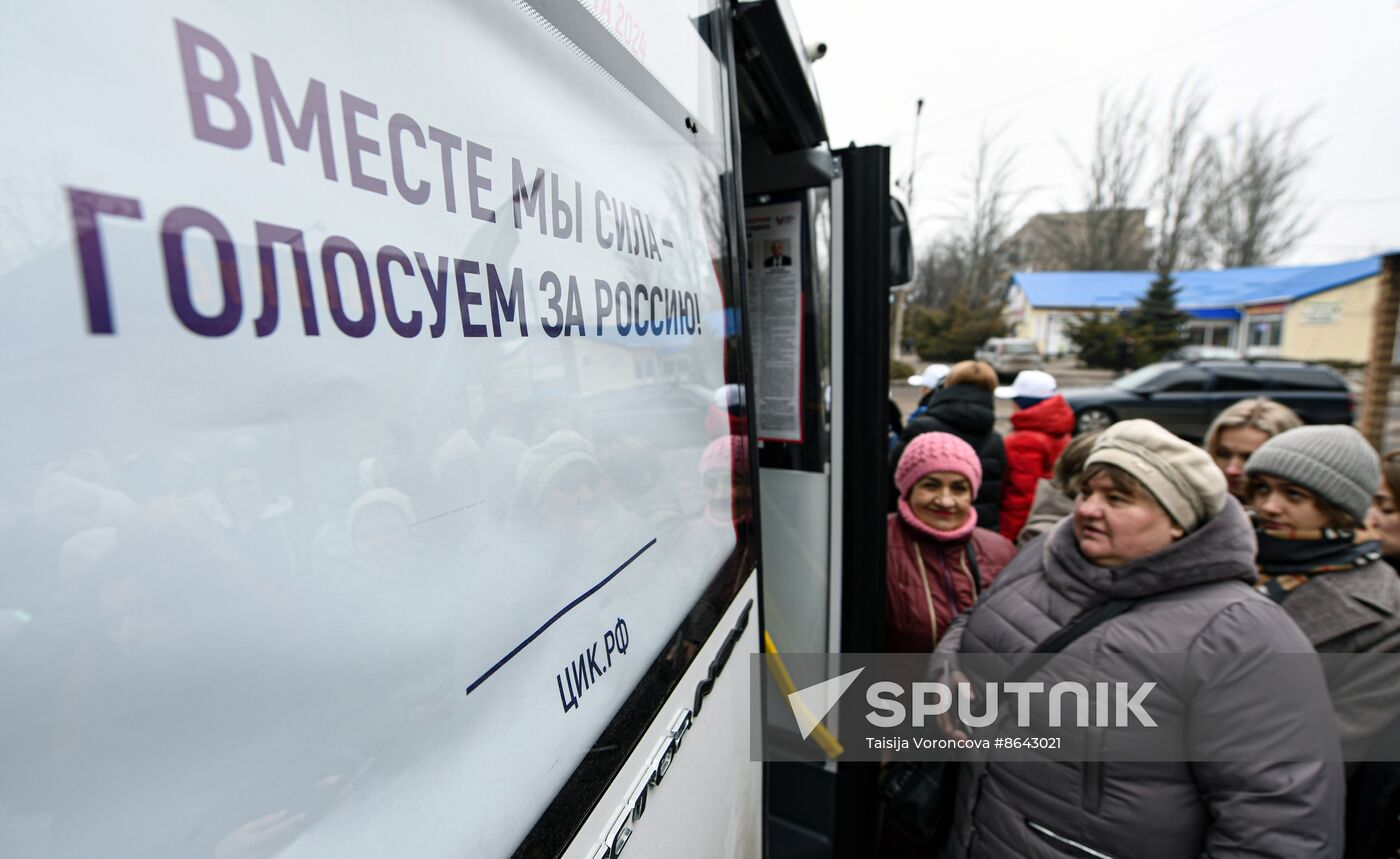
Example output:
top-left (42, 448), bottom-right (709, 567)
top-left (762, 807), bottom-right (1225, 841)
top-left (1244, 425), bottom-right (1380, 523)
top-left (516, 431), bottom-right (599, 508)
top-left (894, 432), bottom-right (982, 497)
top-left (1085, 419), bottom-right (1228, 531)
top-left (700, 434), bottom-right (751, 478)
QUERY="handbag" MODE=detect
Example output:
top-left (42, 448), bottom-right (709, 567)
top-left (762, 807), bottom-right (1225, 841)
top-left (878, 596), bottom-right (1136, 851)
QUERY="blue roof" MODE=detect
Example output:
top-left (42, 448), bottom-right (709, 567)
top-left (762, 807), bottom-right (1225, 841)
top-left (1012, 254), bottom-right (1389, 312)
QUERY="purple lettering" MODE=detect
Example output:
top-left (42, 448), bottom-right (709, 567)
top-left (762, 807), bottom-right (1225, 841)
top-left (427, 126), bottom-right (461, 213)
top-left (465, 141), bottom-right (495, 223)
top-left (595, 191), bottom-right (613, 249)
top-left (377, 245), bottom-right (421, 337)
top-left (389, 114), bottom-right (430, 206)
top-left (550, 172), bottom-right (573, 240)
top-left (253, 55), bottom-right (337, 180)
top-left (414, 252), bottom-right (450, 338)
top-left (340, 92), bottom-right (386, 196)
top-left (320, 236), bottom-right (375, 337)
top-left (593, 278), bottom-right (613, 335)
top-left (161, 206), bottom-right (242, 337)
top-left (453, 258), bottom-right (487, 338)
top-left (66, 187), bottom-right (144, 335)
top-left (511, 159), bottom-right (547, 234)
top-left (487, 264), bottom-right (527, 337)
top-left (254, 222), bottom-right (319, 336)
top-left (175, 20), bottom-right (252, 150)
top-left (615, 281), bottom-right (632, 336)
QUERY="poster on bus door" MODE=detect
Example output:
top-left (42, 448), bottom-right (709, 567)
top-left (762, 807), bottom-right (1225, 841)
top-left (0, 1), bottom-right (741, 856)
top-left (745, 202), bottom-right (804, 442)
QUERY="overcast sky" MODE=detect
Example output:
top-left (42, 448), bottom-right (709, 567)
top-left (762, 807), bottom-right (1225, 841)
top-left (789, 0), bottom-right (1399, 266)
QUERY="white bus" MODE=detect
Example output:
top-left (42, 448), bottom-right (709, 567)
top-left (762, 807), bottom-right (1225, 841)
top-left (0, 1), bottom-right (908, 855)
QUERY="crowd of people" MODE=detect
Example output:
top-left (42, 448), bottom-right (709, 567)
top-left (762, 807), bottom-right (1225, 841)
top-left (884, 362), bottom-right (1400, 859)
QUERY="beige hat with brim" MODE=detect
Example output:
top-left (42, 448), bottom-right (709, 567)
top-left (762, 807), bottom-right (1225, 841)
top-left (1084, 419), bottom-right (1228, 531)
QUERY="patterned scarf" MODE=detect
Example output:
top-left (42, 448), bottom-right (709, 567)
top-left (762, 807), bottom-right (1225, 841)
top-left (1255, 525), bottom-right (1383, 602)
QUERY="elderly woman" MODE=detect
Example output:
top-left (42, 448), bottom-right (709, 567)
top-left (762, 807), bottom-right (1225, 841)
top-left (1203, 397), bottom-right (1302, 500)
top-left (891, 361), bottom-right (1006, 531)
top-left (886, 432), bottom-right (1015, 652)
top-left (937, 419), bottom-right (1343, 858)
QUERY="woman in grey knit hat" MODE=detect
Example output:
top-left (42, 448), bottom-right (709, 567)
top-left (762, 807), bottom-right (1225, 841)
top-left (1244, 424), bottom-right (1400, 859)
top-left (1244, 425), bottom-right (1393, 602)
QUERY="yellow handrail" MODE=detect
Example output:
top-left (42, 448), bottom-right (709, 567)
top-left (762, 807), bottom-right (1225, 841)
top-left (762, 631), bottom-right (844, 758)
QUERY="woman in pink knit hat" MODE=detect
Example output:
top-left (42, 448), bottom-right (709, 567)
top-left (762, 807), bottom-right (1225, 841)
top-left (886, 432), bottom-right (1016, 651)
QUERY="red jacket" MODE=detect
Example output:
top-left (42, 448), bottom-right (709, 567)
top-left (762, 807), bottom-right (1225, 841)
top-left (999, 394), bottom-right (1075, 541)
top-left (885, 514), bottom-right (1016, 652)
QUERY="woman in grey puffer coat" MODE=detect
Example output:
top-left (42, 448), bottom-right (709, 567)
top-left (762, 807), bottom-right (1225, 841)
top-left (937, 419), bottom-right (1344, 859)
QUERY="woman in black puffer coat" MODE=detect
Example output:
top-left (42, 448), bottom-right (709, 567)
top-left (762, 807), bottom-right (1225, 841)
top-left (890, 361), bottom-right (1006, 531)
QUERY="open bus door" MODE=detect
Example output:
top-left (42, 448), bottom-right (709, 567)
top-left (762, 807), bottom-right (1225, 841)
top-left (729, 3), bottom-right (912, 855)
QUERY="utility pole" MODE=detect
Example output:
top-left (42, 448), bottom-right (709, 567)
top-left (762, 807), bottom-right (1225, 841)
top-left (890, 98), bottom-right (924, 364)
top-left (1358, 253), bottom-right (1400, 449)
top-left (906, 97), bottom-right (924, 214)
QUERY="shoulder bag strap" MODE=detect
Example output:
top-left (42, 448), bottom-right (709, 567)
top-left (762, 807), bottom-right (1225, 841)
top-left (1005, 598), bottom-right (1135, 686)
top-left (964, 541), bottom-right (982, 597)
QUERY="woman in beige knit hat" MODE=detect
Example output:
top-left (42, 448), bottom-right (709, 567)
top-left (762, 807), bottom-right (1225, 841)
top-left (936, 419), bottom-right (1343, 859)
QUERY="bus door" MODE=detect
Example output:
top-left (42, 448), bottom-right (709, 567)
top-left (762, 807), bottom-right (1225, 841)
top-left (727, 2), bottom-right (911, 853)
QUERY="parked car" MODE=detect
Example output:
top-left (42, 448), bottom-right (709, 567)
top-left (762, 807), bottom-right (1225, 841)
top-left (1062, 359), bottom-right (1353, 440)
top-left (974, 337), bottom-right (1044, 380)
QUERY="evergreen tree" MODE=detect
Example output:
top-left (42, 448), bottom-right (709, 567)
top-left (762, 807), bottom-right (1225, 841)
top-left (1130, 274), bottom-right (1189, 364)
top-left (1065, 311), bottom-right (1129, 369)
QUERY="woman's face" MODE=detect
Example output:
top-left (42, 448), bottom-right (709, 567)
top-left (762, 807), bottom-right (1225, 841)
top-left (539, 461), bottom-right (603, 530)
top-left (1248, 474), bottom-right (1332, 531)
top-left (1074, 472), bottom-right (1184, 567)
top-left (1212, 426), bottom-right (1270, 500)
top-left (908, 471), bottom-right (972, 532)
top-left (1367, 483), bottom-right (1400, 557)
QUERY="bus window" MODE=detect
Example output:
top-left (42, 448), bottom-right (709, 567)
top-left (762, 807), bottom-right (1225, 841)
top-left (0, 1), bottom-right (756, 856)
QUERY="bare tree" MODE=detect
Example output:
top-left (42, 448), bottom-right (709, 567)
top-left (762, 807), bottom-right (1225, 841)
top-left (1203, 110), bottom-right (1314, 267)
top-left (912, 129), bottom-right (1022, 310)
top-left (1042, 86), bottom-right (1152, 271)
top-left (911, 235), bottom-right (968, 308)
top-left (1150, 76), bottom-right (1217, 276)
top-left (960, 129), bottom-right (1021, 304)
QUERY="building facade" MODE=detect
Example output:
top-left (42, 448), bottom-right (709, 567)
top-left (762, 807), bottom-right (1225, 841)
top-left (1007, 254), bottom-right (1393, 363)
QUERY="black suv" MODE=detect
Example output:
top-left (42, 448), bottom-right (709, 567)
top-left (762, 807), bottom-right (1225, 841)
top-left (1062, 360), bottom-right (1354, 440)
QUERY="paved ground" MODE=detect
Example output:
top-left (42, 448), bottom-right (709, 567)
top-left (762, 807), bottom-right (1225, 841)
top-left (891, 358), bottom-right (1400, 451)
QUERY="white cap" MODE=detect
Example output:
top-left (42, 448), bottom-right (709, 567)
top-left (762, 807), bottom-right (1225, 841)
top-left (995, 369), bottom-right (1057, 400)
top-left (713, 383), bottom-right (745, 409)
top-left (907, 364), bottom-right (950, 389)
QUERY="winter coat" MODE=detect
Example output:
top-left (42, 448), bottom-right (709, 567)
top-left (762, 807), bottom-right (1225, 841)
top-left (890, 385), bottom-right (1007, 531)
top-left (999, 395), bottom-right (1074, 541)
top-left (885, 513), bottom-right (1015, 652)
top-left (937, 500), bottom-right (1345, 859)
top-left (1016, 478), bottom-right (1075, 546)
top-left (1277, 560), bottom-right (1400, 859)
top-left (1278, 559), bottom-right (1400, 753)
